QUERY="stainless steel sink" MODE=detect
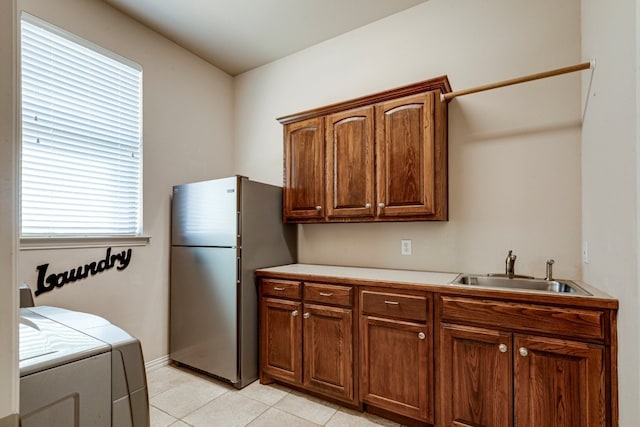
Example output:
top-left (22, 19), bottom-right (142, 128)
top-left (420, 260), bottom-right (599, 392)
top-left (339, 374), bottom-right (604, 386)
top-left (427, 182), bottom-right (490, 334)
top-left (450, 274), bottom-right (591, 296)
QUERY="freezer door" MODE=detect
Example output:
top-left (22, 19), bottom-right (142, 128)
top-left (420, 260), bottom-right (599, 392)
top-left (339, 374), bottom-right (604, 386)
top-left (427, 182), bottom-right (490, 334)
top-left (172, 177), bottom-right (238, 247)
top-left (170, 246), bottom-right (238, 383)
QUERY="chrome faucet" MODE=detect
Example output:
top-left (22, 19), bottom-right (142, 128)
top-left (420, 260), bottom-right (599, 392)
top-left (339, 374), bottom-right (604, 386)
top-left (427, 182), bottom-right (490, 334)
top-left (545, 259), bottom-right (555, 281)
top-left (505, 250), bottom-right (517, 279)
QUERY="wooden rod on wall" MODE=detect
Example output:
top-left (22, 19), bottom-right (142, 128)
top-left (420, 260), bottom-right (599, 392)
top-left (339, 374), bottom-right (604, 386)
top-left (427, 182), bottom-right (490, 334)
top-left (442, 61), bottom-right (593, 102)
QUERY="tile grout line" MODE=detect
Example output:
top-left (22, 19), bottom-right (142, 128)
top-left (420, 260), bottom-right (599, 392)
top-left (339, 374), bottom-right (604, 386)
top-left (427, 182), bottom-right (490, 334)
top-left (150, 404), bottom-right (175, 420)
top-left (176, 388), bottom-right (234, 423)
top-left (152, 366), bottom-right (400, 427)
top-left (245, 407), bottom-right (324, 427)
top-left (234, 402), bottom-right (273, 427)
top-left (174, 381), bottom-right (286, 426)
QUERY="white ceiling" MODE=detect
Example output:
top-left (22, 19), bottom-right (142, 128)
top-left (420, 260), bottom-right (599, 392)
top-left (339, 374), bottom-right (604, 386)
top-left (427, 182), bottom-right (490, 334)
top-left (102, 0), bottom-right (427, 76)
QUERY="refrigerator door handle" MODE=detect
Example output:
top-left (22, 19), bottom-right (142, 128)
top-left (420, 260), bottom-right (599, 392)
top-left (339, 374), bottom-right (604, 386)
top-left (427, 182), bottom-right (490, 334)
top-left (237, 211), bottom-right (241, 239)
top-left (236, 257), bottom-right (241, 284)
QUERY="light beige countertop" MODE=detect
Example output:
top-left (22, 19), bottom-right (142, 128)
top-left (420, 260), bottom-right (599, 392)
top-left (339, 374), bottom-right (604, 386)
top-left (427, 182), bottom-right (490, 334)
top-left (258, 263), bottom-right (459, 286)
top-left (256, 263), bottom-right (618, 308)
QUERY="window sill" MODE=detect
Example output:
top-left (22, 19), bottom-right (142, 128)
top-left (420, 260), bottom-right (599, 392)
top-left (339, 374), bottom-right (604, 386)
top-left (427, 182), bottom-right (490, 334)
top-left (20, 235), bottom-right (151, 251)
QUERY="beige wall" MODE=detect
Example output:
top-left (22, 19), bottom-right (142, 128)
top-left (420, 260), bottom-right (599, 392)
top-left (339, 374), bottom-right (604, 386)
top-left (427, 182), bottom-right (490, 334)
top-left (234, 0), bottom-right (583, 278)
top-left (581, 0), bottom-right (640, 423)
top-left (17, 0), bottom-right (235, 362)
top-left (0, 0), bottom-right (18, 418)
top-left (6, 0), bottom-right (637, 424)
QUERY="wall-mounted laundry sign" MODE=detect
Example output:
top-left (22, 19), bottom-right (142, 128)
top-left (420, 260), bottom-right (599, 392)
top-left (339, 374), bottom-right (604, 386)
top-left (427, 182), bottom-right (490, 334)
top-left (35, 247), bottom-right (133, 296)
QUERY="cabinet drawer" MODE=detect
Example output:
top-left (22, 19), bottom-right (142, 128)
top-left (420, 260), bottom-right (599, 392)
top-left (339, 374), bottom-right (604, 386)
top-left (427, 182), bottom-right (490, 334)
top-left (262, 279), bottom-right (301, 299)
top-left (440, 296), bottom-right (605, 341)
top-left (361, 290), bottom-right (428, 322)
top-left (304, 283), bottom-right (352, 307)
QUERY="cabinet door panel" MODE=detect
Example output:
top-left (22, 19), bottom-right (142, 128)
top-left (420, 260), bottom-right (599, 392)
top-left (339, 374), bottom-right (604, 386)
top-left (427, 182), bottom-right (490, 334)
top-left (303, 304), bottom-right (354, 402)
top-left (284, 117), bottom-right (325, 221)
top-left (439, 324), bottom-right (512, 427)
top-left (376, 92), bottom-right (435, 217)
top-left (326, 107), bottom-right (374, 218)
top-left (361, 316), bottom-right (432, 422)
top-left (260, 298), bottom-right (302, 384)
top-left (514, 335), bottom-right (605, 427)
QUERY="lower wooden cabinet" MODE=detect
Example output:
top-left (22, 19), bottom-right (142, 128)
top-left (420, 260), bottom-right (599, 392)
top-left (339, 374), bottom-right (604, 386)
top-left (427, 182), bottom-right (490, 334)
top-left (360, 289), bottom-right (433, 423)
top-left (259, 280), bottom-right (356, 405)
top-left (303, 303), bottom-right (354, 400)
top-left (258, 272), bottom-right (617, 427)
top-left (439, 324), bottom-right (512, 427)
top-left (513, 335), bottom-right (605, 427)
top-left (361, 315), bottom-right (431, 422)
top-left (260, 297), bottom-right (302, 384)
top-left (439, 323), bottom-right (606, 427)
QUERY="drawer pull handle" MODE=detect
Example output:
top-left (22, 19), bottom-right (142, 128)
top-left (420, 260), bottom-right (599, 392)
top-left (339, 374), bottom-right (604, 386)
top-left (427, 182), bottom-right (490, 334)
top-left (519, 347), bottom-right (529, 357)
top-left (499, 344), bottom-right (508, 353)
top-left (319, 292), bottom-right (333, 297)
top-left (418, 332), bottom-right (425, 340)
top-left (384, 300), bottom-right (399, 305)
top-left (292, 310), bottom-right (299, 317)
top-left (303, 313), bottom-right (310, 319)
top-left (273, 286), bottom-right (285, 291)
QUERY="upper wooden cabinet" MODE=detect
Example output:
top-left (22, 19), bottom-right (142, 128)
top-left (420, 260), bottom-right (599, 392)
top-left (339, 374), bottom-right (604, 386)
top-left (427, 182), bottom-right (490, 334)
top-left (376, 92), bottom-right (441, 218)
top-left (279, 77), bottom-right (450, 223)
top-left (325, 106), bottom-right (375, 219)
top-left (283, 117), bottom-right (325, 221)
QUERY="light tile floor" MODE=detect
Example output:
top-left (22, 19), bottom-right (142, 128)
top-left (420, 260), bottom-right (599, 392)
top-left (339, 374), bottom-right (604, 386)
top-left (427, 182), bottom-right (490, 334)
top-left (147, 364), bottom-right (404, 427)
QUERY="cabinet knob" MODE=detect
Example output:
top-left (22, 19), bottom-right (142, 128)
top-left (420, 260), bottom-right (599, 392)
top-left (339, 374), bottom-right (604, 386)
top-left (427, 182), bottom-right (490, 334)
top-left (303, 312), bottom-right (310, 319)
top-left (365, 203), bottom-right (371, 209)
top-left (292, 310), bottom-right (299, 317)
top-left (418, 332), bottom-right (426, 340)
top-left (499, 344), bottom-right (508, 353)
top-left (378, 203), bottom-right (385, 209)
top-left (315, 205), bottom-right (322, 211)
top-left (519, 347), bottom-right (529, 357)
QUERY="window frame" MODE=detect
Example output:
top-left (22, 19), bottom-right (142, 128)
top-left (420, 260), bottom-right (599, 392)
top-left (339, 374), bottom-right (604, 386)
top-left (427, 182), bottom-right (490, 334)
top-left (19, 13), bottom-right (146, 247)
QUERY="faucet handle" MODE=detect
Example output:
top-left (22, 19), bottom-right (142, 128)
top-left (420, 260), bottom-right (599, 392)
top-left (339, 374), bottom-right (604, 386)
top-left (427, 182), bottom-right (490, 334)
top-left (505, 250), bottom-right (517, 277)
top-left (545, 259), bottom-right (555, 281)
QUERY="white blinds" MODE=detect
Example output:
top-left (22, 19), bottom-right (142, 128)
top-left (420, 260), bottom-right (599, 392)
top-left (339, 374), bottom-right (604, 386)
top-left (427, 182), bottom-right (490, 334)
top-left (21, 14), bottom-right (142, 237)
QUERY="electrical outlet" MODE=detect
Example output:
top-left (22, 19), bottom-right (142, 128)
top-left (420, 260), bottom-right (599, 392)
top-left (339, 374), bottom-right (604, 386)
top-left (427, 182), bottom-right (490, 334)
top-left (401, 239), bottom-right (412, 256)
top-left (583, 241), bottom-right (589, 264)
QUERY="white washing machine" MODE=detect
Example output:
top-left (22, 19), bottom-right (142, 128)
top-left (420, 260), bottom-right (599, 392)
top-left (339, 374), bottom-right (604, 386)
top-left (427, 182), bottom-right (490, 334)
top-left (19, 305), bottom-right (150, 427)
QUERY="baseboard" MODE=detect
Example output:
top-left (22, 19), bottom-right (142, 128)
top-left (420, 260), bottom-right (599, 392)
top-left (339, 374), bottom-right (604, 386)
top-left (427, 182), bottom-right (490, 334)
top-left (0, 413), bottom-right (19, 427)
top-left (145, 354), bottom-right (170, 372)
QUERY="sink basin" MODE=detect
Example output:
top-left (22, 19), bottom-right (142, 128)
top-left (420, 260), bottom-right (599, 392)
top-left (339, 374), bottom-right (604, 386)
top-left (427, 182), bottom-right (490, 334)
top-left (451, 274), bottom-right (591, 296)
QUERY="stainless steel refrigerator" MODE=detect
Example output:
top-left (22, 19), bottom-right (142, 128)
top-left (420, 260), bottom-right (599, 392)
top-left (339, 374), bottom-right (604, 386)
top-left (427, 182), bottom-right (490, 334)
top-left (170, 176), bottom-right (297, 388)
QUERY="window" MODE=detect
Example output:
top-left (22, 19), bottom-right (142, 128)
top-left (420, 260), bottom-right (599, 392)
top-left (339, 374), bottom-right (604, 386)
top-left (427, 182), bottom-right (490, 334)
top-left (20, 14), bottom-right (142, 238)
